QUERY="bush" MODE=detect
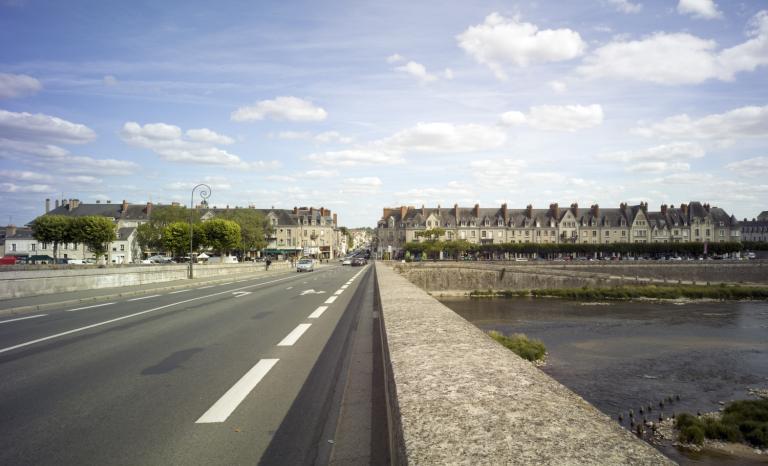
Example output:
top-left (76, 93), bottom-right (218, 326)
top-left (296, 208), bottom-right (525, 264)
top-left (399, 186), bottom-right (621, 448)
top-left (675, 399), bottom-right (768, 448)
top-left (488, 331), bottom-right (546, 362)
top-left (679, 425), bottom-right (705, 444)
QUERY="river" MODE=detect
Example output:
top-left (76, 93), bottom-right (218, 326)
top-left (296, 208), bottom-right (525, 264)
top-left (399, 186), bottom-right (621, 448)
top-left (439, 297), bottom-right (768, 465)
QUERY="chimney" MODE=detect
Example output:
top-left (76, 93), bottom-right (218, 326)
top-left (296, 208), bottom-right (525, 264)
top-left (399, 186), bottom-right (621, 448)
top-left (106, 200), bottom-right (111, 204)
top-left (526, 204), bottom-right (533, 218)
top-left (437, 204), bottom-right (441, 216)
top-left (309, 207), bottom-right (314, 218)
top-left (501, 203), bottom-right (508, 223)
top-left (704, 203), bottom-right (710, 212)
top-left (400, 206), bottom-right (408, 220)
top-left (620, 202), bottom-right (627, 210)
top-left (454, 203), bottom-right (459, 222)
top-left (660, 204), bottom-right (668, 216)
top-left (121, 199), bottom-right (128, 213)
top-left (422, 204), bottom-right (426, 216)
top-left (6, 225), bottom-right (16, 237)
top-left (570, 203), bottom-right (578, 217)
top-left (55, 199), bottom-right (60, 208)
top-left (333, 213), bottom-right (337, 226)
top-left (681, 203), bottom-right (689, 217)
top-left (67, 199), bottom-right (74, 211)
top-left (293, 206), bottom-right (298, 214)
top-left (146, 202), bottom-right (153, 217)
top-left (591, 204), bottom-right (600, 219)
top-left (45, 198), bottom-right (50, 213)
top-left (473, 203), bottom-right (480, 218)
top-left (549, 203), bottom-right (560, 220)
top-left (96, 200), bottom-right (101, 204)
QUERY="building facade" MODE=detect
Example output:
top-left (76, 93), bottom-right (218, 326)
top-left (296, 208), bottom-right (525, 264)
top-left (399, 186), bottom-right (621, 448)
top-left (376, 201), bottom-right (741, 257)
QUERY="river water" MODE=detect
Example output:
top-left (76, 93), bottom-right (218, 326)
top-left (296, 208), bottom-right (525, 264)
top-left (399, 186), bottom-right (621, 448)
top-left (439, 297), bottom-right (768, 465)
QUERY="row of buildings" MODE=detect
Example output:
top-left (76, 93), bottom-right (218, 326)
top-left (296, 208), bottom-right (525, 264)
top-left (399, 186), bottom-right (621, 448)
top-left (0, 199), bottom-right (349, 264)
top-left (375, 202), bottom-right (765, 257)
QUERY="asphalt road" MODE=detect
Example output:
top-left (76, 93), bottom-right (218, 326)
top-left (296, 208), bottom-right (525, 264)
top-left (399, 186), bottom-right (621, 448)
top-left (0, 263), bottom-right (378, 465)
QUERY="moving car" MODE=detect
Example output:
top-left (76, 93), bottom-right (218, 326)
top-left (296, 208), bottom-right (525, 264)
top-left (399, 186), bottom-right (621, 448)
top-left (296, 258), bottom-right (315, 272)
top-left (351, 257), bottom-right (367, 266)
top-left (341, 258), bottom-right (353, 265)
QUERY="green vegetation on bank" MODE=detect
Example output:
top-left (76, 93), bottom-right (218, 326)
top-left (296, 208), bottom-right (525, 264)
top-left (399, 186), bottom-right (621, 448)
top-left (676, 399), bottom-right (768, 447)
top-left (488, 331), bottom-right (546, 362)
top-left (470, 284), bottom-right (768, 301)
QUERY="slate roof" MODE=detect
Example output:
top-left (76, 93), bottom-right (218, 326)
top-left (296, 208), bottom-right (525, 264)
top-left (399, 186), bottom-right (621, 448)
top-left (117, 227), bottom-right (136, 240)
top-left (45, 202), bottom-right (151, 221)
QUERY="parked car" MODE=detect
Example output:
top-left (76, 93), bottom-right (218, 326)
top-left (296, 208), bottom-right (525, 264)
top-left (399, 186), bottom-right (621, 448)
top-left (296, 258), bottom-right (315, 272)
top-left (66, 259), bottom-right (87, 265)
top-left (0, 255), bottom-right (18, 265)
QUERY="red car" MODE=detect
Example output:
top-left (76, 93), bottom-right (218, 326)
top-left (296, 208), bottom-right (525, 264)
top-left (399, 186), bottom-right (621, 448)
top-left (0, 255), bottom-right (18, 265)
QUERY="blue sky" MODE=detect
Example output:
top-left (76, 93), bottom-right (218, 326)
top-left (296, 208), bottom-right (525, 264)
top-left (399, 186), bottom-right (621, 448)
top-left (1, 0), bottom-right (766, 227)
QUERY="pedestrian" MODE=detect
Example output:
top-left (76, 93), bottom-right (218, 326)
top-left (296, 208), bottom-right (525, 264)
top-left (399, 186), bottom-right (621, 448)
top-left (265, 257), bottom-right (272, 271)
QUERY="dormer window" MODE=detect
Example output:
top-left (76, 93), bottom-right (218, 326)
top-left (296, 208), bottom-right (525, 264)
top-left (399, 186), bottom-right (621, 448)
top-left (484, 220), bottom-right (490, 227)
top-left (497, 219), bottom-right (503, 227)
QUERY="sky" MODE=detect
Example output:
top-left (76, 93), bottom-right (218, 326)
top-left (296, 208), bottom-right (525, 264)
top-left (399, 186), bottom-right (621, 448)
top-left (0, 0), bottom-right (766, 228)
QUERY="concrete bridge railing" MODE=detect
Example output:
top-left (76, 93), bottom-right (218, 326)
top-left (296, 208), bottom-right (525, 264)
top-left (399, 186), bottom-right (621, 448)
top-left (374, 262), bottom-right (673, 465)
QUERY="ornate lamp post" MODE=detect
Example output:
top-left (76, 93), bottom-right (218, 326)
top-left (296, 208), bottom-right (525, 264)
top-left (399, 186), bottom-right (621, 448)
top-left (189, 183), bottom-right (211, 279)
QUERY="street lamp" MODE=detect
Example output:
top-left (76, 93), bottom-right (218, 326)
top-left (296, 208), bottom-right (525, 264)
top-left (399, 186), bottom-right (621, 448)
top-left (189, 183), bottom-right (211, 279)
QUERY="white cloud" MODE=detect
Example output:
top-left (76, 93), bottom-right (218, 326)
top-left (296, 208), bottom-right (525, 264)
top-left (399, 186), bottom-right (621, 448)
top-left (599, 142), bottom-right (706, 162)
top-left (677, 0), bottom-right (722, 19)
top-left (0, 138), bottom-right (70, 158)
top-left (276, 130), bottom-right (352, 144)
top-left (0, 169), bottom-right (52, 181)
top-left (0, 183), bottom-right (52, 193)
top-left (186, 128), bottom-right (234, 145)
top-left (383, 122), bottom-right (507, 153)
top-left (608, 0), bottom-right (642, 14)
top-left (0, 73), bottom-right (42, 99)
top-left (305, 149), bottom-right (404, 167)
top-left (58, 155), bottom-right (140, 175)
top-left (632, 105), bottom-right (768, 140)
top-left (396, 61), bottom-right (438, 83)
top-left (386, 53), bottom-right (405, 63)
top-left (548, 80), bottom-right (567, 93)
top-left (626, 161), bottom-right (690, 173)
top-left (341, 176), bottom-right (384, 194)
top-left (103, 75), bottom-right (118, 86)
top-left (303, 169), bottom-right (339, 178)
top-left (0, 109), bottom-right (96, 144)
top-left (231, 96), bottom-right (327, 122)
top-left (578, 10), bottom-right (768, 84)
top-left (121, 121), bottom-right (275, 169)
top-left (469, 158), bottom-right (527, 187)
top-left (443, 68), bottom-right (454, 80)
top-left (726, 156), bottom-right (768, 176)
top-left (457, 12), bottom-right (587, 80)
top-left (276, 131), bottom-right (311, 140)
top-left (500, 104), bottom-right (604, 131)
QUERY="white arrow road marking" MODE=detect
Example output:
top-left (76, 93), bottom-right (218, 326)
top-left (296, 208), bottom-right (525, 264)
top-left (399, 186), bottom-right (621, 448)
top-left (277, 323), bottom-right (312, 346)
top-left (300, 289), bottom-right (326, 296)
top-left (0, 314), bottom-right (47, 324)
top-left (232, 291), bottom-right (252, 298)
top-left (196, 359), bottom-right (279, 424)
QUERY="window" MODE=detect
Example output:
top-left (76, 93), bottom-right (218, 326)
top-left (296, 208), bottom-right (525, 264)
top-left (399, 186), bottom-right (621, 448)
top-left (471, 231), bottom-right (476, 237)
top-left (304, 230), bottom-right (308, 236)
top-left (63, 243), bottom-right (68, 250)
top-left (120, 244), bottom-right (125, 251)
top-left (622, 231), bottom-right (626, 237)
top-left (31, 244), bottom-right (36, 251)
top-left (695, 229), bottom-right (700, 236)
top-left (592, 230), bottom-right (597, 237)
top-left (705, 229), bottom-right (710, 236)
top-left (481, 231), bottom-right (486, 238)
top-left (42, 243), bottom-right (47, 250)
top-left (11, 243), bottom-right (16, 251)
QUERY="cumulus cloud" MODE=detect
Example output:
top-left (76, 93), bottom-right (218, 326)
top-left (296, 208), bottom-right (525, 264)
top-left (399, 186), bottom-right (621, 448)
top-left (677, 0), bottom-right (722, 19)
top-left (0, 73), bottom-right (42, 99)
top-left (305, 148), bottom-right (404, 167)
top-left (599, 142), bottom-right (706, 162)
top-left (103, 75), bottom-right (118, 86)
top-left (500, 104), bottom-right (604, 131)
top-left (341, 176), bottom-right (383, 194)
top-left (0, 169), bottom-right (52, 182)
top-left (626, 161), bottom-right (690, 173)
top-left (469, 158), bottom-right (527, 187)
top-left (231, 96), bottom-right (327, 122)
top-left (0, 183), bottom-right (52, 193)
top-left (608, 0), bottom-right (642, 14)
top-left (0, 138), bottom-right (70, 158)
top-left (396, 61), bottom-right (438, 83)
top-left (276, 130), bottom-right (352, 144)
top-left (0, 109), bottom-right (96, 144)
top-left (578, 10), bottom-right (768, 84)
top-left (386, 53), bottom-right (405, 64)
top-left (457, 12), bottom-right (587, 80)
top-left (726, 156), bottom-right (768, 176)
top-left (632, 105), bottom-right (768, 140)
top-left (548, 80), bottom-right (567, 93)
top-left (303, 169), bottom-right (339, 178)
top-left (121, 121), bottom-right (276, 169)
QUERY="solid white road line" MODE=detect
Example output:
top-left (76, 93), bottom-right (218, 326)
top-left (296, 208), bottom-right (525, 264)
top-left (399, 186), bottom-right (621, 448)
top-left (127, 295), bottom-right (161, 301)
top-left (308, 306), bottom-right (328, 319)
top-left (196, 358), bottom-right (279, 424)
top-left (334, 289), bottom-right (344, 295)
top-left (0, 275), bottom-right (300, 355)
top-left (0, 314), bottom-right (47, 325)
top-left (324, 296), bottom-right (337, 304)
top-left (169, 289), bottom-right (191, 294)
top-left (277, 323), bottom-right (312, 346)
top-left (65, 302), bottom-right (115, 312)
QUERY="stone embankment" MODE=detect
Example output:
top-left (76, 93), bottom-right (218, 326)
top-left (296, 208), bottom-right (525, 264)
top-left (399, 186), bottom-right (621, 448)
top-left (375, 262), bottom-right (673, 464)
top-left (391, 261), bottom-right (768, 294)
top-left (0, 262), bottom-right (291, 299)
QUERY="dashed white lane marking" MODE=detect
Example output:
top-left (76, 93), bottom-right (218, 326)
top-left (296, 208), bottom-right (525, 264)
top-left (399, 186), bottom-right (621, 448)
top-left (286, 286), bottom-right (293, 290)
top-left (196, 359), bottom-right (279, 424)
top-left (277, 323), bottom-right (312, 346)
top-left (65, 302), bottom-right (115, 312)
top-left (232, 291), bottom-right (252, 298)
top-left (0, 275), bottom-right (299, 356)
top-left (199, 285), bottom-right (214, 290)
top-left (127, 295), bottom-right (161, 301)
top-left (221, 282), bottom-right (234, 286)
top-left (341, 285), bottom-right (348, 289)
top-left (324, 296), bottom-right (338, 304)
top-left (309, 306), bottom-right (328, 319)
top-left (169, 289), bottom-right (191, 294)
top-left (0, 314), bottom-right (47, 324)
top-left (334, 289), bottom-right (344, 295)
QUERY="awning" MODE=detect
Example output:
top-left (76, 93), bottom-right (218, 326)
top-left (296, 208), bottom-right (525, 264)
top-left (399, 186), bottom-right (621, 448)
top-left (197, 252), bottom-right (210, 259)
top-left (29, 254), bottom-right (53, 261)
top-left (263, 248), bottom-right (301, 254)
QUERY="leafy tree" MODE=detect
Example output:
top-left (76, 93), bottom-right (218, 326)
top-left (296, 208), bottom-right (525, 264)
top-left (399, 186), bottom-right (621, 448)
top-left (31, 215), bottom-right (73, 261)
top-left (136, 222), bottom-right (163, 254)
top-left (72, 216), bottom-right (116, 262)
top-left (136, 205), bottom-right (202, 255)
top-left (201, 219), bottom-right (241, 256)
top-left (162, 222), bottom-right (192, 257)
top-left (215, 209), bottom-right (270, 254)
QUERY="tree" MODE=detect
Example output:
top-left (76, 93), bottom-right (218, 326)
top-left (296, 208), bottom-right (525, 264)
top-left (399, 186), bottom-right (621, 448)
top-left (201, 219), bottom-right (241, 256)
top-left (31, 215), bottom-right (73, 261)
top-left (136, 205), bottom-right (201, 256)
top-left (162, 222), bottom-right (192, 258)
top-left (215, 209), bottom-right (269, 255)
top-left (136, 222), bottom-right (163, 254)
top-left (72, 216), bottom-right (116, 263)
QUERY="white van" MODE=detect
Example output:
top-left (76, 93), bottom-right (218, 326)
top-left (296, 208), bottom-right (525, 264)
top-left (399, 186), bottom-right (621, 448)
top-left (207, 255), bottom-right (239, 264)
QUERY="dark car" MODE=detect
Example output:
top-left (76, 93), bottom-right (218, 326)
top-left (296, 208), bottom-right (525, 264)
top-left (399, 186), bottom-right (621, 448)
top-left (351, 257), bottom-right (367, 266)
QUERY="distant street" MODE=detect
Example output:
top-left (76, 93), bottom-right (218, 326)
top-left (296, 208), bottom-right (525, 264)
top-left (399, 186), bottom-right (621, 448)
top-left (0, 264), bottom-right (377, 465)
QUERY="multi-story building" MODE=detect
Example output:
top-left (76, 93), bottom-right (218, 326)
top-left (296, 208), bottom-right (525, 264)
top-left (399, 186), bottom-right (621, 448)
top-left (741, 214), bottom-right (768, 242)
top-left (376, 201), bottom-right (740, 257)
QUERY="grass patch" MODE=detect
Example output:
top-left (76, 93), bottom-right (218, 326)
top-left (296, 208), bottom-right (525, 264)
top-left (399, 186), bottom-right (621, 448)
top-left (488, 331), bottom-right (546, 362)
top-left (675, 399), bottom-right (768, 447)
top-left (471, 284), bottom-right (768, 301)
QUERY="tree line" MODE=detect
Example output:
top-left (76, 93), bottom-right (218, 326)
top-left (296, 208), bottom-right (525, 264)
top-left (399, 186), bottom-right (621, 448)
top-left (31, 215), bottom-right (117, 262)
top-left (403, 239), bottom-right (761, 260)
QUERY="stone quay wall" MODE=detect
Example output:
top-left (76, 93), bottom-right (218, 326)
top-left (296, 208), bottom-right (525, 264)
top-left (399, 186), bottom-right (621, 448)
top-left (374, 262), bottom-right (673, 465)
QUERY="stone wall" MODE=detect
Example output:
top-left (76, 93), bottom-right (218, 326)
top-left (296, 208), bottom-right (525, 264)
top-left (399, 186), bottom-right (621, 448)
top-left (0, 262), bottom-right (290, 299)
top-left (375, 262), bottom-right (673, 465)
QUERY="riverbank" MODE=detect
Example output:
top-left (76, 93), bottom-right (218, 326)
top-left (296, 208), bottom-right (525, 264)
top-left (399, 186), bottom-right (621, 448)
top-left (469, 284), bottom-right (768, 301)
